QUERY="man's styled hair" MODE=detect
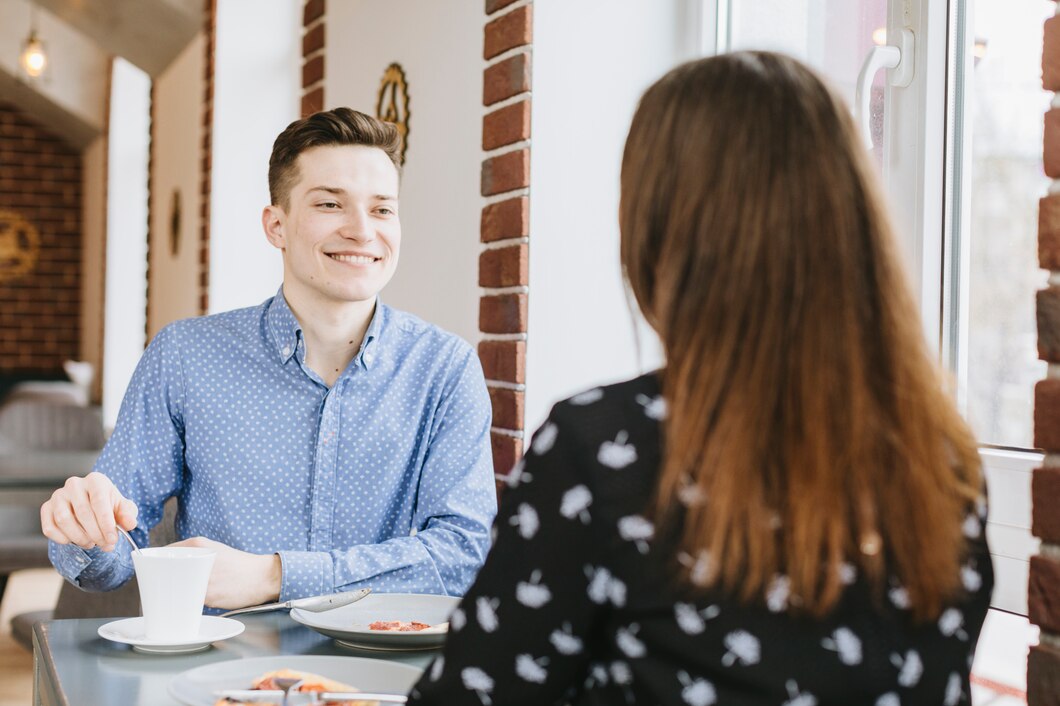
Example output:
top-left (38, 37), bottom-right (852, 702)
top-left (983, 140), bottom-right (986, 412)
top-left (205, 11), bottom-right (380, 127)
top-left (268, 107), bottom-right (402, 209)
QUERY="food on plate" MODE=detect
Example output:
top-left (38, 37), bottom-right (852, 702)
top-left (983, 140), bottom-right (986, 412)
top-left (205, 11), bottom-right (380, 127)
top-left (212, 668), bottom-right (373, 706)
top-left (367, 620), bottom-right (432, 632)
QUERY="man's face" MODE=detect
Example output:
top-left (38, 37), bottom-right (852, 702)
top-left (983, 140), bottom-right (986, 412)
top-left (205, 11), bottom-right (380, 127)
top-left (264, 144), bottom-right (401, 305)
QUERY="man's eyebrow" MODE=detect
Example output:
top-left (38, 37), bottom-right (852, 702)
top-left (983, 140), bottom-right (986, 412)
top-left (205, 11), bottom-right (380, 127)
top-left (305, 186), bottom-right (397, 201)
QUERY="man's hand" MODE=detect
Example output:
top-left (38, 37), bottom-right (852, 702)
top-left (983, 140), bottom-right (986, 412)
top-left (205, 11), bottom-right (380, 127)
top-left (40, 472), bottom-right (139, 552)
top-left (169, 537), bottom-right (282, 610)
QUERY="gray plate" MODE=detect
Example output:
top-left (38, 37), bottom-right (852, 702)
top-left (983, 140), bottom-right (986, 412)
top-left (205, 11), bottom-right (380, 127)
top-left (290, 593), bottom-right (460, 650)
top-left (167, 654), bottom-right (422, 706)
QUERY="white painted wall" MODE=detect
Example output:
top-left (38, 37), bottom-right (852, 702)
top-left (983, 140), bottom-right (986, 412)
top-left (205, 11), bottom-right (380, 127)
top-left (325, 0), bottom-right (483, 346)
top-left (148, 35), bottom-right (204, 337)
top-left (80, 137), bottom-right (107, 403)
top-left (103, 59), bottom-right (151, 429)
top-left (208, 0), bottom-right (299, 313)
top-left (524, 0), bottom-right (699, 431)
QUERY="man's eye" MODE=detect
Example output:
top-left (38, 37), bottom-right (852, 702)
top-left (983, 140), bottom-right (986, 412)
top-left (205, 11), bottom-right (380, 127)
top-left (318, 202), bottom-right (340, 209)
top-left (376, 207), bottom-right (396, 216)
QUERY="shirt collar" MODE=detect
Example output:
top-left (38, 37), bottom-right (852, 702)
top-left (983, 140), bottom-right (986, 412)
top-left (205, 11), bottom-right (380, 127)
top-left (266, 287), bottom-right (388, 371)
top-left (267, 287), bottom-right (302, 364)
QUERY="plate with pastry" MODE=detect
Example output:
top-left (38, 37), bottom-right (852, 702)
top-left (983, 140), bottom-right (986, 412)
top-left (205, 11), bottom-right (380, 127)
top-left (168, 655), bottom-right (422, 706)
top-left (290, 593), bottom-right (459, 651)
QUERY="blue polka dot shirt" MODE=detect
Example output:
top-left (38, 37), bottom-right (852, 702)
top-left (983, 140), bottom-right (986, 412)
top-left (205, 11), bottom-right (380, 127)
top-left (49, 288), bottom-right (497, 601)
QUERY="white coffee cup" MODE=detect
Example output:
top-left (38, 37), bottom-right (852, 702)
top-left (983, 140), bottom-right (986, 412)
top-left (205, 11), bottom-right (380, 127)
top-left (131, 547), bottom-right (215, 642)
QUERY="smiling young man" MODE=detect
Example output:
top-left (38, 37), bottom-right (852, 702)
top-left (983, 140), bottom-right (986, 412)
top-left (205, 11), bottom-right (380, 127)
top-left (41, 108), bottom-right (497, 610)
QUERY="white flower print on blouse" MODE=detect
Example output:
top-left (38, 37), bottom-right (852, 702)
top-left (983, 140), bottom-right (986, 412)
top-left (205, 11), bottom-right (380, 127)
top-left (676, 475), bottom-right (707, 507)
top-left (888, 584), bottom-right (911, 610)
top-left (821, 627), bottom-right (863, 666)
top-left (429, 655), bottom-right (445, 682)
top-left (678, 549), bottom-right (715, 586)
top-left (617, 515), bottom-right (655, 553)
top-left (585, 565), bottom-right (627, 607)
top-left (476, 596), bottom-right (500, 633)
top-left (943, 672), bottom-right (962, 706)
top-left (570, 388), bottom-right (604, 405)
top-left (588, 662), bottom-right (610, 687)
top-left (766, 574), bottom-right (791, 613)
top-left (531, 422), bottom-right (558, 455)
top-left (721, 630), bottom-right (761, 666)
top-left (515, 654), bottom-right (549, 683)
top-left (549, 622), bottom-right (584, 655)
top-left (635, 393), bottom-right (668, 420)
top-left (609, 661), bottom-right (633, 685)
top-left (460, 667), bottom-right (495, 706)
top-left (504, 458), bottom-right (531, 488)
top-left (450, 608), bottom-right (466, 632)
top-left (962, 512), bottom-right (981, 539)
top-left (598, 431), bottom-right (638, 469)
top-left (678, 671), bottom-right (717, 706)
top-left (674, 602), bottom-right (720, 635)
top-left (875, 693), bottom-right (899, 706)
top-left (560, 485), bottom-right (593, 524)
top-left (961, 563), bottom-right (983, 592)
top-left (782, 680), bottom-right (817, 706)
top-left (890, 649), bottom-right (923, 688)
top-left (510, 503), bottom-right (540, 540)
top-left (516, 570), bottom-right (553, 608)
top-left (616, 623), bottom-right (646, 659)
top-left (939, 608), bottom-right (969, 641)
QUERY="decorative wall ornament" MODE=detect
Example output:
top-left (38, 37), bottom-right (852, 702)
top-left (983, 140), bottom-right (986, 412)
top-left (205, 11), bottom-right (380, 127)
top-left (0, 209), bottom-right (40, 281)
top-left (169, 189), bottom-right (182, 256)
top-left (377, 63), bottom-right (410, 165)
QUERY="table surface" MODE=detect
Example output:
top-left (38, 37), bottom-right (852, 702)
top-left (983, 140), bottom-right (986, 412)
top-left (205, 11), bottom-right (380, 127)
top-left (0, 450), bottom-right (98, 489)
top-left (32, 613), bottom-right (435, 706)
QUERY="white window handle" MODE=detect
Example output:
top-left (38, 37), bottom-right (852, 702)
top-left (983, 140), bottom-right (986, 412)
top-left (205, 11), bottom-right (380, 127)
top-left (854, 28), bottom-right (915, 148)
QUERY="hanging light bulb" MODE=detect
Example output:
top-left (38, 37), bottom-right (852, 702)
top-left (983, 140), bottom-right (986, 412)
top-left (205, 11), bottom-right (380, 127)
top-left (18, 6), bottom-right (48, 81)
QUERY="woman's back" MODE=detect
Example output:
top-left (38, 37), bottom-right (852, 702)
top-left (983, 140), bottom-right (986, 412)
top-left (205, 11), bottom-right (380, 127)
top-left (410, 374), bottom-right (992, 706)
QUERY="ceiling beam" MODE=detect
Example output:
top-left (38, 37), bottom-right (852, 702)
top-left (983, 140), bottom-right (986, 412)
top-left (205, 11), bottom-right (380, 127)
top-left (0, 67), bottom-right (99, 150)
top-left (30, 0), bottom-right (200, 78)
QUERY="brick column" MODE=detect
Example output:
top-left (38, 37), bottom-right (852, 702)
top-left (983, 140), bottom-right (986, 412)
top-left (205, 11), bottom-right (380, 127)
top-left (1031, 4), bottom-right (1060, 703)
top-left (199, 0), bottom-right (216, 315)
top-left (480, 0), bottom-right (532, 488)
top-left (302, 0), bottom-right (325, 117)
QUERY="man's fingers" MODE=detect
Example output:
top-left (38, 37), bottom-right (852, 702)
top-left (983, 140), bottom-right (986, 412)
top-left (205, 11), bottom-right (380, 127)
top-left (49, 498), bottom-right (94, 548)
top-left (40, 500), bottom-right (70, 544)
top-left (69, 493), bottom-right (109, 549)
top-left (89, 490), bottom-right (118, 548)
top-left (115, 498), bottom-right (139, 530)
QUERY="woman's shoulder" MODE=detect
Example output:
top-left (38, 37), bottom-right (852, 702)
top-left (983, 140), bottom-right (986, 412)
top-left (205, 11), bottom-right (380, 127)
top-left (550, 372), bottom-right (665, 428)
top-left (526, 373), bottom-right (664, 491)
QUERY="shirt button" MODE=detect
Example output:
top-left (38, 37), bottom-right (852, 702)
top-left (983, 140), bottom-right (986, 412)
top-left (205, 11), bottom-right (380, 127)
top-left (282, 346), bottom-right (291, 357)
top-left (364, 353), bottom-right (373, 363)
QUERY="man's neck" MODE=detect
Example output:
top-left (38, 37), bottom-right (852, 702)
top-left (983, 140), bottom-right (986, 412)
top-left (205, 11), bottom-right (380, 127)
top-left (282, 282), bottom-right (376, 387)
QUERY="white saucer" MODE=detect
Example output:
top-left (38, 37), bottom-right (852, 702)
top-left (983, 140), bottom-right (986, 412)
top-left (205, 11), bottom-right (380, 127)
top-left (98, 615), bottom-right (245, 654)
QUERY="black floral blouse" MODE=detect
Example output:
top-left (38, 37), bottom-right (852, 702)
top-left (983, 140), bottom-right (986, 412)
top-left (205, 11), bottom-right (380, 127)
top-left (408, 374), bottom-right (993, 705)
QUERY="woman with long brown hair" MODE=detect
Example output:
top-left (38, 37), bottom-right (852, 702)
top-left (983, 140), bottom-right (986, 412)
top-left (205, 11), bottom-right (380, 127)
top-left (407, 51), bottom-right (991, 706)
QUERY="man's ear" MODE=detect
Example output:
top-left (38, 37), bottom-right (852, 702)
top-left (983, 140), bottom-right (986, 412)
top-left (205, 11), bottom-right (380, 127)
top-left (262, 205), bottom-right (286, 250)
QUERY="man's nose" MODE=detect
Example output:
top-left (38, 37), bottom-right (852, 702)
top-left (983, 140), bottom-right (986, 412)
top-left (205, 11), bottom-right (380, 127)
top-left (339, 209), bottom-right (373, 240)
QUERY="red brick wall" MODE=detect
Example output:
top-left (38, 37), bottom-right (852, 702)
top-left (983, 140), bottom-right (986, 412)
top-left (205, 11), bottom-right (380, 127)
top-left (0, 102), bottom-right (82, 375)
top-left (1032, 5), bottom-right (1060, 702)
top-left (302, 0), bottom-right (325, 117)
top-left (480, 0), bottom-right (532, 483)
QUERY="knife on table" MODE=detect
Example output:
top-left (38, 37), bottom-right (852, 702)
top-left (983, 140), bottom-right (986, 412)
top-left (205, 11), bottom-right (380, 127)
top-left (213, 689), bottom-right (407, 704)
top-left (220, 588), bottom-right (372, 618)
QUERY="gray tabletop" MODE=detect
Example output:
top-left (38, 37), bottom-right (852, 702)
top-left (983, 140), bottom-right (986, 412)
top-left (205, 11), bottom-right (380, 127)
top-left (32, 613), bottom-right (435, 706)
